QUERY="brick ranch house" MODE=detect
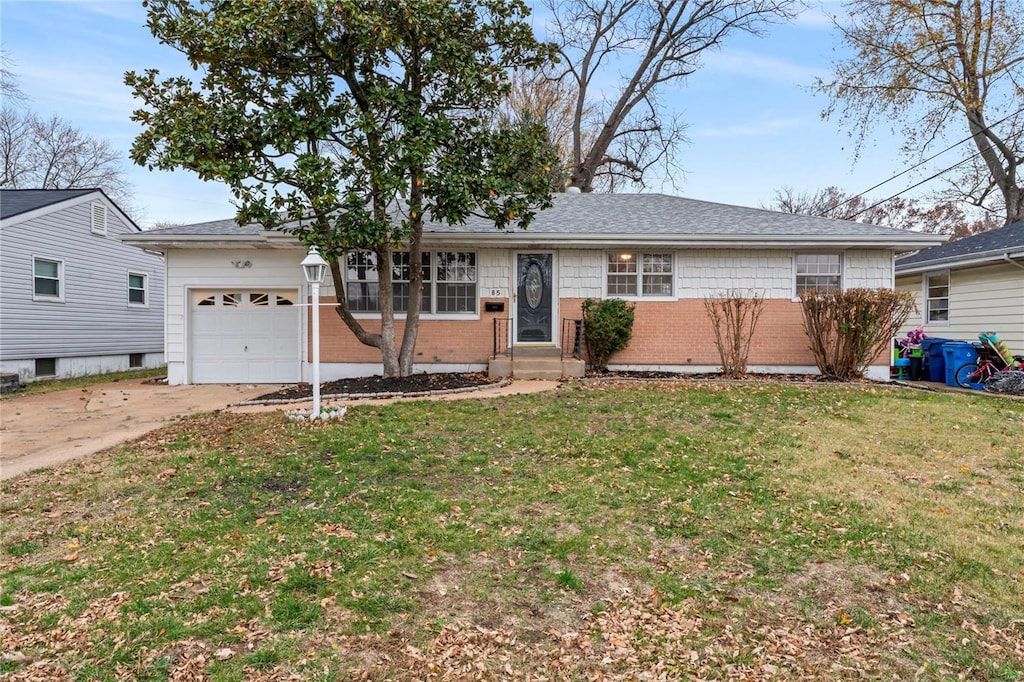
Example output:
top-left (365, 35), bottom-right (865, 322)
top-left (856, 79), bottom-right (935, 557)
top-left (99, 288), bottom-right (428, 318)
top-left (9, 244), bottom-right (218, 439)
top-left (121, 192), bottom-right (945, 385)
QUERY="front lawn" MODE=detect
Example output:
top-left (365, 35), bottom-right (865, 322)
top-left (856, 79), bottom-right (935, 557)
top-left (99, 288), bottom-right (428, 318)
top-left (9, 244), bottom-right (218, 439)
top-left (1, 380), bottom-right (1022, 680)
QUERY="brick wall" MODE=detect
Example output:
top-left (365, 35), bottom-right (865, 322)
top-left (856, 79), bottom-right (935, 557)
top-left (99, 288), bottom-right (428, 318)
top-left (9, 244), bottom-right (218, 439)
top-left (562, 298), bottom-right (812, 366)
top-left (315, 296), bottom-right (509, 364)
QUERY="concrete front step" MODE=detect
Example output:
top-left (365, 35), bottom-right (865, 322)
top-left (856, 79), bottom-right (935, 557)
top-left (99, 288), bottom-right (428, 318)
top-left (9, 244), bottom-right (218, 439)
top-left (511, 345), bottom-right (563, 358)
top-left (488, 355), bottom-right (585, 380)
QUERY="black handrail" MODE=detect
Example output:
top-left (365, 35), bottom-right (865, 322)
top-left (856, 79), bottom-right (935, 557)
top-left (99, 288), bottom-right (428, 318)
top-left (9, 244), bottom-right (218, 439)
top-left (561, 318), bottom-right (583, 360)
top-left (492, 317), bottom-right (512, 359)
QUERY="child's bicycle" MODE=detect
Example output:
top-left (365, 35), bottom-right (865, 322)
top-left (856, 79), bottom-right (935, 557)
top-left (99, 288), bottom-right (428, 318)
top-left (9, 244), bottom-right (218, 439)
top-left (954, 339), bottom-right (1024, 388)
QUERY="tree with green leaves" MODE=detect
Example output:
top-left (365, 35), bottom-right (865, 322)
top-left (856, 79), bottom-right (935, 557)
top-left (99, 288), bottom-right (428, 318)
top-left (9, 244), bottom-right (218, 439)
top-left (818, 0), bottom-right (1024, 225)
top-left (127, 0), bottom-right (558, 377)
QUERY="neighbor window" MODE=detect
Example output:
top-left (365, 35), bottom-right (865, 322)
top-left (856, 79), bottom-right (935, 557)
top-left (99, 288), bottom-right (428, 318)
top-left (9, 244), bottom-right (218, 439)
top-left (33, 257), bottom-right (63, 300)
top-left (128, 272), bottom-right (147, 305)
top-left (129, 353), bottom-right (144, 368)
top-left (925, 271), bottom-right (949, 323)
top-left (345, 250), bottom-right (476, 314)
top-left (795, 254), bottom-right (842, 294)
top-left (606, 252), bottom-right (674, 297)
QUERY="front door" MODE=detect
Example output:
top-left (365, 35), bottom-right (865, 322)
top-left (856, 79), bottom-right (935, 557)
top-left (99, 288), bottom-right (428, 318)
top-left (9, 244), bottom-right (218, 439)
top-left (516, 253), bottom-right (553, 343)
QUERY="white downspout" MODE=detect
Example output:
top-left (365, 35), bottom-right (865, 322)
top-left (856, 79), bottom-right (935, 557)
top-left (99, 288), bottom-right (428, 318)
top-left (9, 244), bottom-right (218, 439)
top-left (1002, 253), bottom-right (1024, 270)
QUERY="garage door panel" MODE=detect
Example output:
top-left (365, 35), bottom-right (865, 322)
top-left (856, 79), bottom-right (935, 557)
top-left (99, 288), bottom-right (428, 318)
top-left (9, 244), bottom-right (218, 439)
top-left (190, 290), bottom-right (300, 384)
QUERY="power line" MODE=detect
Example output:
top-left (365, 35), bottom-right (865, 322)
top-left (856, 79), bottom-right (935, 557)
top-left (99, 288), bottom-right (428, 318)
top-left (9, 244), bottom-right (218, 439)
top-left (818, 105), bottom-right (1024, 218)
top-left (844, 152), bottom-right (979, 220)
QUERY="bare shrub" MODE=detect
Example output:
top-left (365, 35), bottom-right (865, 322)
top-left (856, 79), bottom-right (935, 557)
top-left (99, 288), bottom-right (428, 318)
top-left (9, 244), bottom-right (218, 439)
top-left (703, 291), bottom-right (765, 378)
top-left (799, 288), bottom-right (916, 380)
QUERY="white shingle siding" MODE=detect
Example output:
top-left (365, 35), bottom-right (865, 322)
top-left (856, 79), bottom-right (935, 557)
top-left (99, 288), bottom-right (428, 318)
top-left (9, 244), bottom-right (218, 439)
top-left (559, 250), bottom-right (603, 298)
top-left (844, 250), bottom-right (894, 289)
top-left (678, 249), bottom-right (794, 298)
top-left (477, 249), bottom-right (508, 293)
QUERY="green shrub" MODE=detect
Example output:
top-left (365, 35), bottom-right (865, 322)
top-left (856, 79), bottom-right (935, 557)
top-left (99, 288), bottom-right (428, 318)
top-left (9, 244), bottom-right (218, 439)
top-left (799, 288), bottom-right (916, 380)
top-left (581, 298), bottom-right (635, 371)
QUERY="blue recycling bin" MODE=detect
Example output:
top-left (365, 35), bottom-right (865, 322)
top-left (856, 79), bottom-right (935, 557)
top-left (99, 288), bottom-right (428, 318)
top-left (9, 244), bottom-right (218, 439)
top-left (943, 342), bottom-right (979, 387)
top-left (921, 338), bottom-right (951, 382)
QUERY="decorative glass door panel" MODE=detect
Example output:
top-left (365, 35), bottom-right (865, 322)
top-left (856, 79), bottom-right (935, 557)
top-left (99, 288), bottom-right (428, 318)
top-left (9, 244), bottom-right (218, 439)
top-left (516, 254), bottom-right (553, 343)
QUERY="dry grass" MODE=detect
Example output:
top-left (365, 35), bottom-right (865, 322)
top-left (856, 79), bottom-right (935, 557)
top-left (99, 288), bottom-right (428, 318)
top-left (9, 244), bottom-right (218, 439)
top-left (1, 381), bottom-right (1022, 680)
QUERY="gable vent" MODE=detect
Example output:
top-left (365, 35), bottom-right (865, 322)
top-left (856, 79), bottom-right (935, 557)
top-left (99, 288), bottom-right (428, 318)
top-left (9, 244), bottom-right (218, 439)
top-left (91, 202), bottom-right (107, 235)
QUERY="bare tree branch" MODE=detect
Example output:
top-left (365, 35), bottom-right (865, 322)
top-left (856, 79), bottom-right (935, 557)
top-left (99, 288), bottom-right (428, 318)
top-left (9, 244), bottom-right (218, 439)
top-left (545, 0), bottom-right (800, 192)
top-left (818, 0), bottom-right (1024, 224)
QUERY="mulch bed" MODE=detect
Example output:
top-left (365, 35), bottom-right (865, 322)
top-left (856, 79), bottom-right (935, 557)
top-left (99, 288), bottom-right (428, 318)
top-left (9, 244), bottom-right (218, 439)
top-left (253, 372), bottom-right (502, 401)
top-left (252, 370), bottom-right (851, 402)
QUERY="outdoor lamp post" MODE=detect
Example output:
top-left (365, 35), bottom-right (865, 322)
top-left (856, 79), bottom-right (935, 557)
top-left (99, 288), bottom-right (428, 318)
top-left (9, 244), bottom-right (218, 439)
top-left (301, 246), bottom-right (328, 418)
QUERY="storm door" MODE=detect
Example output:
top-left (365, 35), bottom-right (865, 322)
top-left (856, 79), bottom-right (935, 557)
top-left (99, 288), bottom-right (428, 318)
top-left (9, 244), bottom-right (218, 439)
top-left (515, 253), bottom-right (553, 343)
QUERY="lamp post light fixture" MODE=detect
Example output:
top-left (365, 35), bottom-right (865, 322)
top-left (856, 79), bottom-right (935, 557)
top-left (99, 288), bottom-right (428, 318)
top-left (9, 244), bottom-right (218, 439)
top-left (301, 245), bottom-right (329, 418)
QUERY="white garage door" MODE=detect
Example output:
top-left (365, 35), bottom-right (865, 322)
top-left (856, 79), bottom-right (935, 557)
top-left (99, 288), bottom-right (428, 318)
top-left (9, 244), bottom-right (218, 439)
top-left (190, 290), bottom-right (300, 384)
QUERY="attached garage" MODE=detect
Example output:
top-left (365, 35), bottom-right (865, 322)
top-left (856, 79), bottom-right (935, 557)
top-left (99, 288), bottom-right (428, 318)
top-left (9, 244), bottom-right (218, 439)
top-left (190, 289), bottom-right (300, 383)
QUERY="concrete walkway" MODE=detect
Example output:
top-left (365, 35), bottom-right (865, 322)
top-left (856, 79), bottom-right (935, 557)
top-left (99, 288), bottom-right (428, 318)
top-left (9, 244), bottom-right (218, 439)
top-left (0, 379), bottom-right (560, 481)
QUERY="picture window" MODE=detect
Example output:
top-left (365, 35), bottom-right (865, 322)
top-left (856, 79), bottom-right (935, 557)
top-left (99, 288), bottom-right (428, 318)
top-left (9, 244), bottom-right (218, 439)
top-left (795, 254), bottom-right (842, 294)
top-left (606, 252), bottom-right (673, 297)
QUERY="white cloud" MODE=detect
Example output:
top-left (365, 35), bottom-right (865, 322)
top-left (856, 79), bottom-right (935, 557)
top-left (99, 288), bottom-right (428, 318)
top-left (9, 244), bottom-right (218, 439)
top-left (794, 2), bottom-right (840, 29)
top-left (702, 49), bottom-right (825, 85)
top-left (695, 117), bottom-right (804, 138)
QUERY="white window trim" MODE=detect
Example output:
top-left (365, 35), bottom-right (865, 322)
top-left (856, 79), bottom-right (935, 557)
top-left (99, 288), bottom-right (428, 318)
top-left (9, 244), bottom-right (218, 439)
top-left (32, 256), bottom-right (65, 302)
top-left (792, 252), bottom-right (844, 300)
top-left (923, 269), bottom-right (950, 327)
top-left (128, 271), bottom-right (149, 307)
top-left (346, 250), bottom-right (481, 320)
top-left (602, 250), bottom-right (677, 301)
top-left (91, 202), bottom-right (108, 235)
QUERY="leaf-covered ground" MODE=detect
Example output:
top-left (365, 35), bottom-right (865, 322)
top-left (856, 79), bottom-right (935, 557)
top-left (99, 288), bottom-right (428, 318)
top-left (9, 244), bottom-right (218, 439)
top-left (2, 380), bottom-right (1022, 680)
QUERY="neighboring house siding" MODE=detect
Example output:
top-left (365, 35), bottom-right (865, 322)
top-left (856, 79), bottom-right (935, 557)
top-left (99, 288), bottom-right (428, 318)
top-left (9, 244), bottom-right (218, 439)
top-left (897, 263), bottom-right (1024, 351)
top-left (0, 200), bottom-right (164, 361)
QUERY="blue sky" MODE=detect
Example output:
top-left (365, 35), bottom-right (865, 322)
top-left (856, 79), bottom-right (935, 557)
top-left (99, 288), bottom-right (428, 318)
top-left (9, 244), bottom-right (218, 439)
top-left (2, 0), bottom-right (933, 228)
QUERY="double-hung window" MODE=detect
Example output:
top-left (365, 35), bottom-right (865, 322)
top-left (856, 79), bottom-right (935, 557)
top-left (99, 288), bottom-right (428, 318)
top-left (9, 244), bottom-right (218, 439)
top-left (128, 272), bottom-right (148, 306)
top-left (925, 271), bottom-right (949, 323)
top-left (795, 254), bottom-right (842, 295)
top-left (345, 250), bottom-right (476, 314)
top-left (606, 252), bottom-right (674, 297)
top-left (33, 257), bottom-right (63, 301)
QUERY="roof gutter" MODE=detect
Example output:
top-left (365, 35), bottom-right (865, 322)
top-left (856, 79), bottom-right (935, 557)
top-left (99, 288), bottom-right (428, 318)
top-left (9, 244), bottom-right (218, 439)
top-left (1004, 253), bottom-right (1024, 270)
top-left (896, 249), bottom-right (1024, 275)
top-left (121, 230), bottom-right (945, 251)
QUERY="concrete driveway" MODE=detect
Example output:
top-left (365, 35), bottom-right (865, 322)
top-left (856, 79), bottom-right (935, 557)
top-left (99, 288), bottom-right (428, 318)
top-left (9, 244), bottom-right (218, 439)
top-left (0, 380), bottom-right (276, 481)
top-left (0, 378), bottom-right (562, 481)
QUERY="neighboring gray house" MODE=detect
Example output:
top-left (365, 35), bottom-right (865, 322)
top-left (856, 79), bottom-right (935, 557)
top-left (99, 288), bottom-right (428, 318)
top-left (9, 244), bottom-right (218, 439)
top-left (896, 220), bottom-right (1024, 353)
top-left (0, 189), bottom-right (165, 382)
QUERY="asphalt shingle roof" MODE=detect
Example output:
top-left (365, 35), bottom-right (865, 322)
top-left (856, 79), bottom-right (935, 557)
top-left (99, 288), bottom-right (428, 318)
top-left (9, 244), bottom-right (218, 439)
top-left (138, 193), bottom-right (929, 239)
top-left (0, 188), bottom-right (98, 220)
top-left (896, 220), bottom-right (1024, 269)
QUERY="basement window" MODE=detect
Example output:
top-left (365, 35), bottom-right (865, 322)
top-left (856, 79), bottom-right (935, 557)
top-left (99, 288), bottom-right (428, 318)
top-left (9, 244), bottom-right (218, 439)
top-left (35, 358), bottom-right (57, 377)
